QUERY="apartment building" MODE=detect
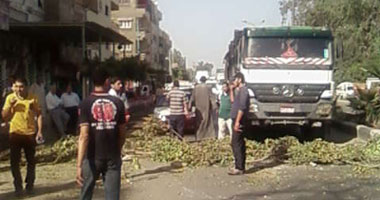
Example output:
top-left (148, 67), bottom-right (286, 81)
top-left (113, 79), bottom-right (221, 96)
top-left (113, 0), bottom-right (171, 71)
top-left (0, 0), bottom-right (129, 97)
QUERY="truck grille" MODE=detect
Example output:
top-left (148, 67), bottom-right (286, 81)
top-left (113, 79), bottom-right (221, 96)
top-left (249, 84), bottom-right (329, 103)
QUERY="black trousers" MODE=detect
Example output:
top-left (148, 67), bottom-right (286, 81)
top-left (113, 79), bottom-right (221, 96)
top-left (169, 115), bottom-right (185, 137)
top-left (231, 118), bottom-right (247, 171)
top-left (9, 134), bottom-right (36, 191)
top-left (65, 106), bottom-right (78, 134)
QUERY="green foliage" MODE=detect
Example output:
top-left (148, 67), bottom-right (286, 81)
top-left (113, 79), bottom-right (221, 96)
top-left (172, 68), bottom-right (189, 80)
top-left (36, 136), bottom-right (78, 164)
top-left (349, 88), bottom-right (380, 126)
top-left (101, 57), bottom-right (148, 81)
top-left (195, 61), bottom-right (214, 74)
top-left (279, 0), bottom-right (380, 83)
top-left (131, 116), bottom-right (380, 174)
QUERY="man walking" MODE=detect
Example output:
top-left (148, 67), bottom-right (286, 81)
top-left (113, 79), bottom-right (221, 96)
top-left (229, 73), bottom-right (250, 175)
top-left (61, 84), bottom-right (80, 134)
top-left (167, 80), bottom-right (188, 139)
top-left (109, 77), bottom-right (130, 124)
top-left (76, 68), bottom-right (126, 200)
top-left (46, 85), bottom-right (70, 137)
top-left (189, 76), bottom-right (216, 140)
top-left (217, 82), bottom-right (232, 140)
top-left (2, 78), bottom-right (43, 196)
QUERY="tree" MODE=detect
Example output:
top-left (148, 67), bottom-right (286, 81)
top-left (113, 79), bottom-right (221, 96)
top-left (195, 61), bottom-right (213, 74)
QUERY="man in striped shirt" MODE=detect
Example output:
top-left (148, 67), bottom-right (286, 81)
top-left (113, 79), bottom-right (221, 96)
top-left (167, 80), bottom-right (189, 139)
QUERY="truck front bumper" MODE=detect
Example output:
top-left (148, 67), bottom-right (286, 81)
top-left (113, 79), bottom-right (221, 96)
top-left (248, 98), bottom-right (333, 124)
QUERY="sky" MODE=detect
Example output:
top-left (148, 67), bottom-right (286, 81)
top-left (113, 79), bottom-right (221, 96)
top-left (157, 0), bottom-right (282, 69)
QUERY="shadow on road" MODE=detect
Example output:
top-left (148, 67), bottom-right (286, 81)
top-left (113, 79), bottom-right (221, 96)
top-left (129, 161), bottom-right (184, 179)
top-left (0, 181), bottom-right (76, 200)
top-left (244, 121), bottom-right (357, 144)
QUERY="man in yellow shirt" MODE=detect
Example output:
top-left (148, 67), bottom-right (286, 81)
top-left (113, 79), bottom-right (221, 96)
top-left (2, 78), bottom-right (43, 196)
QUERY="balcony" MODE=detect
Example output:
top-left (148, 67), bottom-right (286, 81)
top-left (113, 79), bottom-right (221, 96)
top-left (86, 9), bottom-right (118, 32)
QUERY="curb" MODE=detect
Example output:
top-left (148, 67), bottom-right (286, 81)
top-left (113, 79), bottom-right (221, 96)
top-left (333, 119), bottom-right (380, 142)
top-left (356, 125), bottom-right (380, 142)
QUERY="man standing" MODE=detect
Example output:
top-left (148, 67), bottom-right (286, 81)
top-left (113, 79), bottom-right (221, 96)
top-left (76, 68), bottom-right (126, 200)
top-left (61, 84), bottom-right (80, 134)
top-left (189, 76), bottom-right (216, 140)
top-left (46, 85), bottom-right (70, 137)
top-left (109, 77), bottom-right (130, 124)
top-left (2, 78), bottom-right (43, 196)
top-left (229, 73), bottom-right (250, 175)
top-left (167, 80), bottom-right (188, 139)
top-left (217, 82), bottom-right (232, 140)
top-left (29, 76), bottom-right (46, 118)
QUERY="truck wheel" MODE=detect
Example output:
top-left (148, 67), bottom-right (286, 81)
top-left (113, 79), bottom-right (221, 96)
top-left (320, 121), bottom-right (331, 141)
top-left (300, 122), bottom-right (331, 141)
top-left (299, 125), bottom-right (312, 141)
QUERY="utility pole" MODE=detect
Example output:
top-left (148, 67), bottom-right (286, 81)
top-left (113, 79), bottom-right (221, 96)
top-left (168, 49), bottom-right (172, 76)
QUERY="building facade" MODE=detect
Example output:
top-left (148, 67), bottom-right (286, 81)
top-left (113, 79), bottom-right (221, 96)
top-left (0, 0), bottom-right (129, 97)
top-left (113, 0), bottom-right (171, 72)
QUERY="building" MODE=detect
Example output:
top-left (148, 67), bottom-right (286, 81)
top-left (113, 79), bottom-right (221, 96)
top-left (0, 0), bottom-right (130, 97)
top-left (159, 29), bottom-right (171, 73)
top-left (113, 0), bottom-right (171, 72)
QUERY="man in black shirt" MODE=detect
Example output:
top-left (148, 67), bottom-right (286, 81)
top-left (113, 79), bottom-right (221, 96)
top-left (76, 68), bottom-right (126, 200)
top-left (229, 73), bottom-right (250, 175)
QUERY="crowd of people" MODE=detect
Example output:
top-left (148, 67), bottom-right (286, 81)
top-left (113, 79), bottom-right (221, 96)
top-left (1, 71), bottom-right (147, 198)
top-left (1, 70), bottom-right (249, 198)
top-left (167, 73), bottom-right (250, 175)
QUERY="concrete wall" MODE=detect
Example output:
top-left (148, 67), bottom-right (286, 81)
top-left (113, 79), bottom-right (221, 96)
top-left (9, 0), bottom-right (44, 22)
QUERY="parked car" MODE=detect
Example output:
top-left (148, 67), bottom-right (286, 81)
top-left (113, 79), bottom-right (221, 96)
top-left (153, 89), bottom-right (196, 134)
top-left (336, 82), bottom-right (355, 99)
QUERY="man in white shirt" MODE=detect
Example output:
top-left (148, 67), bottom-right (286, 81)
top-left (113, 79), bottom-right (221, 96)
top-left (46, 85), bottom-right (70, 137)
top-left (29, 76), bottom-right (47, 118)
top-left (61, 84), bottom-right (80, 134)
top-left (109, 77), bottom-right (130, 124)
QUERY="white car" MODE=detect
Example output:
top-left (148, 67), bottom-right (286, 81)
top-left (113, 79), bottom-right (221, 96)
top-left (336, 82), bottom-right (355, 99)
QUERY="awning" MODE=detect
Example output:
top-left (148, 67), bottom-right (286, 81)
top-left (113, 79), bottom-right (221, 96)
top-left (9, 21), bottom-right (131, 44)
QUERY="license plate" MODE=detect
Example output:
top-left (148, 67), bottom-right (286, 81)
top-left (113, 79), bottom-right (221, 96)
top-left (280, 107), bottom-right (295, 113)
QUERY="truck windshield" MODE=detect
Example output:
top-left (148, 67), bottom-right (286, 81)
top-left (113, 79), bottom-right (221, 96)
top-left (245, 38), bottom-right (332, 69)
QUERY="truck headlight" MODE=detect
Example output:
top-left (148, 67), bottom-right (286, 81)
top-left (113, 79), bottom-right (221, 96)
top-left (316, 104), bottom-right (332, 116)
top-left (250, 103), bottom-right (259, 113)
top-left (321, 90), bottom-right (333, 99)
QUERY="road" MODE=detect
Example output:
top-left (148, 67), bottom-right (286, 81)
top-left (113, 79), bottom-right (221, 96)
top-left (0, 110), bottom-right (378, 200)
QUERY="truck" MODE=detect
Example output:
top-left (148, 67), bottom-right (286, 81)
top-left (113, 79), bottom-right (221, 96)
top-left (216, 68), bottom-right (225, 81)
top-left (194, 70), bottom-right (209, 83)
top-left (224, 26), bottom-right (335, 137)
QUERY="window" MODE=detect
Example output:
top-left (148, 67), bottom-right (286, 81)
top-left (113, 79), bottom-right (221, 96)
top-left (119, 0), bottom-right (130, 3)
top-left (105, 5), bottom-right (109, 16)
top-left (38, 0), bottom-right (43, 8)
top-left (119, 19), bottom-right (133, 29)
top-left (125, 44), bottom-right (133, 52)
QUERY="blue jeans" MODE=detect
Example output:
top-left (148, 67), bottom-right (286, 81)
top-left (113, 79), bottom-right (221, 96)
top-left (80, 158), bottom-right (122, 200)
